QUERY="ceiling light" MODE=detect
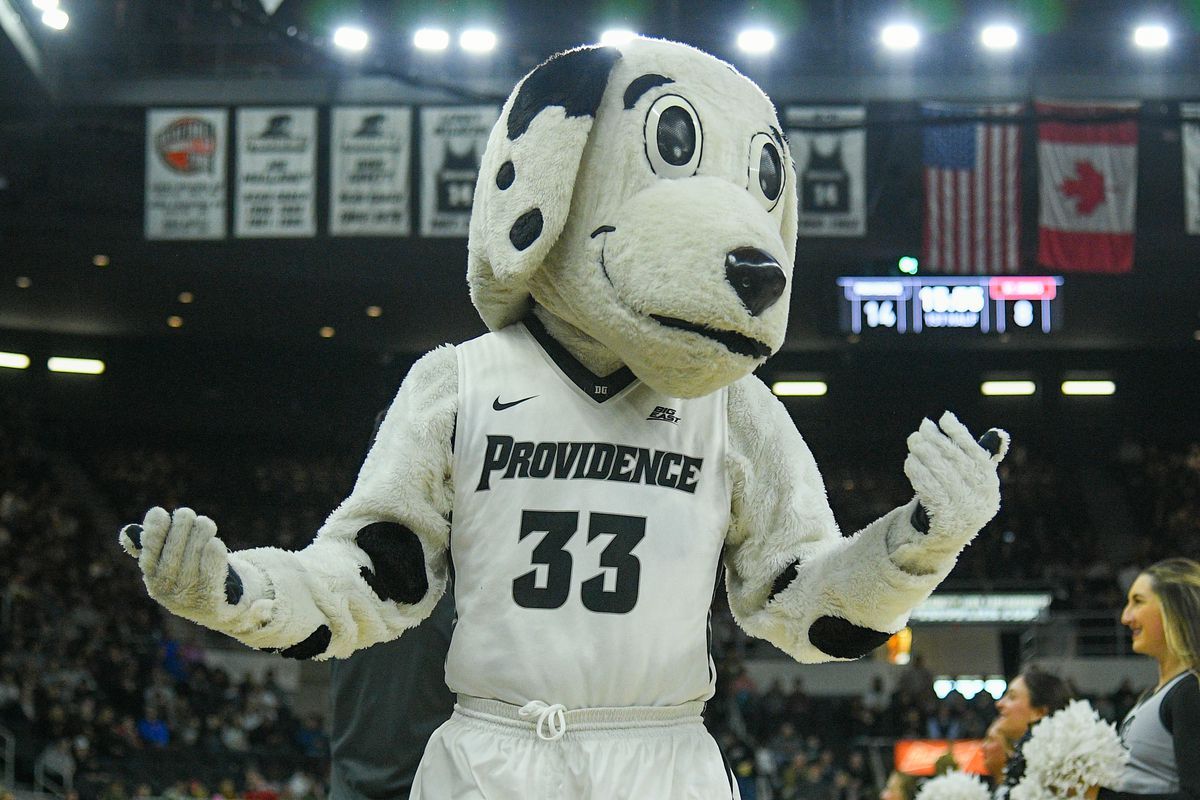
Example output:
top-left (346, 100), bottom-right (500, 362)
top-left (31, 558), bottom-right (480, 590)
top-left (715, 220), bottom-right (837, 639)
top-left (319, 326), bottom-right (336, 338)
top-left (737, 28), bottom-right (776, 54)
top-left (41, 8), bottom-right (68, 30)
top-left (31, 0), bottom-right (58, 10)
top-left (1061, 380), bottom-right (1116, 396)
top-left (1133, 24), bottom-right (1169, 50)
top-left (167, 316), bottom-right (183, 328)
top-left (413, 27), bottom-right (450, 51)
top-left (881, 22), bottom-right (920, 51)
top-left (48, 357), bottom-right (105, 375)
top-left (981, 380), bottom-right (1036, 396)
top-left (460, 28), bottom-right (497, 53)
top-left (15, 276), bottom-right (31, 289)
top-left (366, 306), bottom-right (383, 318)
top-left (93, 254), bottom-right (110, 267)
top-left (178, 291), bottom-right (194, 304)
top-left (980, 24), bottom-right (1018, 51)
top-left (599, 29), bottom-right (637, 47)
top-left (333, 25), bottom-right (369, 52)
top-left (0, 352), bottom-right (30, 370)
top-left (772, 381), bottom-right (828, 397)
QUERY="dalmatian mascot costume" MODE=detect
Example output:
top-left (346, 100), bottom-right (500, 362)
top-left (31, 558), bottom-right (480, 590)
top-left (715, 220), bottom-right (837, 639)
top-left (121, 38), bottom-right (1008, 799)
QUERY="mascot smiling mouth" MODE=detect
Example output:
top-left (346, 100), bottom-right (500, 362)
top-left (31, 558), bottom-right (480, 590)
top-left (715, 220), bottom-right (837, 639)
top-left (593, 224), bottom-right (773, 359)
top-left (648, 315), bottom-right (772, 358)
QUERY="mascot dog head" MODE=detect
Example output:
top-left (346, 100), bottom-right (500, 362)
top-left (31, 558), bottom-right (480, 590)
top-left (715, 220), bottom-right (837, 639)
top-left (468, 37), bottom-right (797, 398)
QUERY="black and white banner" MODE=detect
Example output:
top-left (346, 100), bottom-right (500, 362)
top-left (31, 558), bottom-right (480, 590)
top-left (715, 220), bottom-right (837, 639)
top-left (330, 107), bottom-right (412, 236)
top-left (145, 109), bottom-right (227, 240)
top-left (235, 107), bottom-right (317, 238)
top-left (786, 106), bottom-right (866, 237)
top-left (419, 106), bottom-right (498, 238)
top-left (1185, 103), bottom-right (1200, 236)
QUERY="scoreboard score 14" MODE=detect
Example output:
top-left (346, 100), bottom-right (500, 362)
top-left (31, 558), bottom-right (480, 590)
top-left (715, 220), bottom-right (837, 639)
top-left (836, 276), bottom-right (1063, 335)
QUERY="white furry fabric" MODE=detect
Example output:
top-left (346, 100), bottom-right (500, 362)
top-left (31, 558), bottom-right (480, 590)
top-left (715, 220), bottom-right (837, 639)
top-left (124, 333), bottom-right (1006, 665)
top-left (1011, 700), bottom-right (1128, 800)
top-left (123, 36), bottom-right (1009, 675)
top-left (122, 346), bottom-right (459, 659)
top-left (916, 771), bottom-right (992, 800)
top-left (723, 378), bottom-right (988, 661)
top-left (470, 37), bottom-right (797, 398)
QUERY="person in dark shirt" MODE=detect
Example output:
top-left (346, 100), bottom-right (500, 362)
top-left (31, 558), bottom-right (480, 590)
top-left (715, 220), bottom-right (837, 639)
top-left (1094, 558), bottom-right (1200, 800)
top-left (328, 594), bottom-right (454, 800)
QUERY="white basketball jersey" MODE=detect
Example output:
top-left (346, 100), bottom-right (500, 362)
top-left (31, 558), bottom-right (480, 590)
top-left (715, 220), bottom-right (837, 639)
top-left (447, 317), bottom-right (731, 709)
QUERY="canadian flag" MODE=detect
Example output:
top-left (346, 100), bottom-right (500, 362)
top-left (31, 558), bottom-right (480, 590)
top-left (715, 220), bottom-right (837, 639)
top-left (1037, 100), bottom-right (1139, 273)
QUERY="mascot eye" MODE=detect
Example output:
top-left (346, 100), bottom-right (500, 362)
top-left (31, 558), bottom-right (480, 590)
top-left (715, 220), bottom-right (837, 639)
top-left (644, 94), bottom-right (702, 178)
top-left (748, 132), bottom-right (784, 211)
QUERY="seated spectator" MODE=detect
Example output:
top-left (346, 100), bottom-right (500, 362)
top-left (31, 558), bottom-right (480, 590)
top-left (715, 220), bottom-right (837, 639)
top-left (136, 707), bottom-right (169, 749)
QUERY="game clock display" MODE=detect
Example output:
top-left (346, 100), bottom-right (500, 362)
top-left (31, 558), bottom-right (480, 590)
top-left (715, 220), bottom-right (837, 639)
top-left (836, 275), bottom-right (1063, 335)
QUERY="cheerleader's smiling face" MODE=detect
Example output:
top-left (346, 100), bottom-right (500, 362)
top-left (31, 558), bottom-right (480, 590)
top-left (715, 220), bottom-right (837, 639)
top-left (995, 676), bottom-right (1048, 741)
top-left (1121, 573), bottom-right (1167, 659)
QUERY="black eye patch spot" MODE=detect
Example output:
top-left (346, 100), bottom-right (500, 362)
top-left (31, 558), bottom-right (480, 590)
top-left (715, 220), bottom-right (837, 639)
top-left (510, 208), bottom-right (544, 251)
top-left (623, 73), bottom-right (674, 110)
top-left (496, 161), bottom-right (515, 190)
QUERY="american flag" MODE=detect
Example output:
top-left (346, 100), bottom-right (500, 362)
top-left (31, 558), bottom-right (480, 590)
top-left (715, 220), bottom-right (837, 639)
top-left (922, 103), bottom-right (1022, 274)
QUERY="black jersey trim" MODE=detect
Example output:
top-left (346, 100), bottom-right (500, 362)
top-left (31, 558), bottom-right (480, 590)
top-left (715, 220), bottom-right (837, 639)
top-left (523, 312), bottom-right (637, 403)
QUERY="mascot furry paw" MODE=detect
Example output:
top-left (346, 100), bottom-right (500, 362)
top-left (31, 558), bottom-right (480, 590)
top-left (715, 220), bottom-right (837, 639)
top-left (120, 37), bottom-right (1008, 799)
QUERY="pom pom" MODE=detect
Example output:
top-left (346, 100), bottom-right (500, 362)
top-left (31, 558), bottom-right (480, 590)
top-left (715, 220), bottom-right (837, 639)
top-left (915, 770), bottom-right (992, 800)
top-left (1011, 699), bottom-right (1129, 800)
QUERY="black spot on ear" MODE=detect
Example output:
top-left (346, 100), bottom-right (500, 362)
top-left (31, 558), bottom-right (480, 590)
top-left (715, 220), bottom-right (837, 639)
top-left (224, 566), bottom-right (243, 605)
top-left (357, 521), bottom-right (428, 604)
top-left (278, 625), bottom-right (332, 660)
top-left (496, 160), bottom-right (515, 189)
top-left (510, 208), bottom-right (543, 251)
top-left (507, 46), bottom-right (620, 140)
top-left (809, 616), bottom-right (891, 659)
top-left (623, 73), bottom-right (674, 110)
top-left (768, 560), bottom-right (799, 600)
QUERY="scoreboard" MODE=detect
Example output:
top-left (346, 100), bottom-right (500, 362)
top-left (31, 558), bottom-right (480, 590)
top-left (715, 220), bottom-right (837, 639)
top-left (836, 275), bottom-right (1063, 335)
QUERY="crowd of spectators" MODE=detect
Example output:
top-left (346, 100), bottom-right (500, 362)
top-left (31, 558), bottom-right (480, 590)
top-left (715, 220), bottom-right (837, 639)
top-left (3, 400), bottom-right (1198, 799)
top-left (703, 657), bottom-right (1150, 800)
top-left (0, 408), bottom-right (331, 799)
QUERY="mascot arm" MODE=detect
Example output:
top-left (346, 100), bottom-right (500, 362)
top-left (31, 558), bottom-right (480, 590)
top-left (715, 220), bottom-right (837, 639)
top-left (119, 345), bottom-right (458, 661)
top-left (722, 376), bottom-right (1005, 663)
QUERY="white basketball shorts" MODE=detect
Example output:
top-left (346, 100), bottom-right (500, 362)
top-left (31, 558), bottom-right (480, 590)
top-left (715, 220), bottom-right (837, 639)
top-left (410, 695), bottom-right (740, 800)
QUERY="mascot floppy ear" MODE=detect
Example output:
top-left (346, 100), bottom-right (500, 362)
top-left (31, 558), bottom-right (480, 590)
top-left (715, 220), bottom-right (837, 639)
top-left (468, 45), bottom-right (621, 331)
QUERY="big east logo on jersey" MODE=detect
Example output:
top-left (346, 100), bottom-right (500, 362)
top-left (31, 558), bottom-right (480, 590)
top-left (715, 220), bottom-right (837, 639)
top-left (156, 117), bottom-right (217, 174)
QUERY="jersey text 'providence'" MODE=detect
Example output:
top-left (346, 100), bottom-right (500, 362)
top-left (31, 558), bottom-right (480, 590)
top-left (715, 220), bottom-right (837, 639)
top-left (447, 317), bottom-right (732, 709)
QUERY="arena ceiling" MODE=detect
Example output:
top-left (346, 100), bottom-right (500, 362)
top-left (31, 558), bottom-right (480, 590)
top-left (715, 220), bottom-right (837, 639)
top-left (1, 0), bottom-right (1199, 361)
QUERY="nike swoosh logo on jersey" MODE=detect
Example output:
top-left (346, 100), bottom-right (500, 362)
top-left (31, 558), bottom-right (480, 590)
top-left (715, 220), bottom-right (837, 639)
top-left (492, 395), bottom-right (538, 411)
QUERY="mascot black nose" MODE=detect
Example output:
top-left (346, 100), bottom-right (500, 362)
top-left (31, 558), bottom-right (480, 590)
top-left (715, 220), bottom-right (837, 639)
top-left (725, 248), bottom-right (786, 317)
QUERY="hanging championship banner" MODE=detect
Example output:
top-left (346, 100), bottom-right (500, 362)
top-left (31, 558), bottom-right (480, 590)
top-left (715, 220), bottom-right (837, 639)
top-left (235, 107), bottom-right (317, 238)
top-left (145, 109), bottom-right (227, 240)
top-left (786, 106), bottom-right (866, 237)
top-left (330, 107), bottom-right (413, 236)
top-left (420, 106), bottom-right (499, 237)
top-left (1184, 103), bottom-right (1200, 236)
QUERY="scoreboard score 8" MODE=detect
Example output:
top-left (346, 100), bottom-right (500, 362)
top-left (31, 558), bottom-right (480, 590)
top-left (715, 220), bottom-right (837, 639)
top-left (836, 275), bottom-right (1063, 335)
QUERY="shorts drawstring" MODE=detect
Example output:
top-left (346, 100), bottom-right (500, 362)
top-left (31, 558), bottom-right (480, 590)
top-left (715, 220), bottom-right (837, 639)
top-left (519, 700), bottom-right (568, 741)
